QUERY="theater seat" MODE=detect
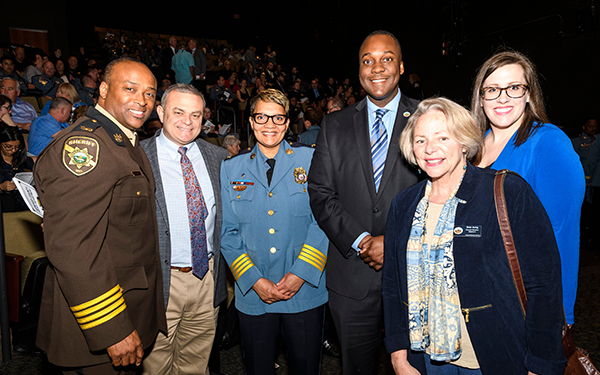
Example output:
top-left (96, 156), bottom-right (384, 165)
top-left (3, 211), bottom-right (47, 351)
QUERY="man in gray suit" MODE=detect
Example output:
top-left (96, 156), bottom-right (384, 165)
top-left (141, 83), bottom-right (228, 375)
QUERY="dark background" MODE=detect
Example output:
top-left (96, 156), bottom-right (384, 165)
top-left (2, 0), bottom-right (599, 136)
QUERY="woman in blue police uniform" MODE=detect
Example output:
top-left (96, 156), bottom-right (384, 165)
top-left (221, 89), bottom-right (328, 375)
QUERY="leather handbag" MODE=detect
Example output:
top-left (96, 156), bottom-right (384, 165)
top-left (493, 169), bottom-right (600, 375)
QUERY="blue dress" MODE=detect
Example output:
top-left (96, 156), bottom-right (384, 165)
top-left (489, 123), bottom-right (585, 324)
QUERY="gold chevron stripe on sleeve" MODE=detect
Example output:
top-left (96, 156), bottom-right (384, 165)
top-left (70, 285), bottom-right (122, 312)
top-left (298, 244), bottom-right (327, 273)
top-left (79, 301), bottom-right (127, 330)
top-left (230, 253), bottom-right (255, 281)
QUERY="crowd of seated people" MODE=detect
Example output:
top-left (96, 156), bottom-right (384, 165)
top-left (0, 29), bottom-right (384, 216)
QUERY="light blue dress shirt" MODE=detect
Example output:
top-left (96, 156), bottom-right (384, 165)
top-left (352, 89), bottom-right (401, 253)
top-left (156, 133), bottom-right (215, 267)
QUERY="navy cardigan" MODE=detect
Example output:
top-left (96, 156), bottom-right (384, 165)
top-left (382, 163), bottom-right (567, 375)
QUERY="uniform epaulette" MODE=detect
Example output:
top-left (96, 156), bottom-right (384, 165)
top-left (71, 119), bottom-right (102, 133)
top-left (289, 141), bottom-right (313, 148)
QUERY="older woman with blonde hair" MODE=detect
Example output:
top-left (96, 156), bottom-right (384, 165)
top-left (383, 97), bottom-right (566, 375)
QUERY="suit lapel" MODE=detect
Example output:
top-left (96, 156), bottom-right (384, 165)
top-left (246, 146), bottom-right (269, 189)
top-left (196, 138), bottom-right (221, 206)
top-left (375, 94), bottom-right (413, 201)
top-left (353, 99), bottom-right (377, 202)
top-left (142, 133), bottom-right (169, 229)
top-left (269, 142), bottom-right (295, 190)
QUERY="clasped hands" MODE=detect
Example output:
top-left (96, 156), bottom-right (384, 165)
top-left (252, 273), bottom-right (305, 304)
top-left (359, 235), bottom-right (384, 270)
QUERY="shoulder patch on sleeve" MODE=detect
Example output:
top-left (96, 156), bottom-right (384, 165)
top-left (62, 136), bottom-right (100, 176)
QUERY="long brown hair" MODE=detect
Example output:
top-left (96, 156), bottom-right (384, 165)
top-left (471, 50), bottom-right (548, 148)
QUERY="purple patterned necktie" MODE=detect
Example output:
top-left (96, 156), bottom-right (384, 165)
top-left (178, 146), bottom-right (209, 279)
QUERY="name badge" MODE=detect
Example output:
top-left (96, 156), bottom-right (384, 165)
top-left (454, 225), bottom-right (482, 237)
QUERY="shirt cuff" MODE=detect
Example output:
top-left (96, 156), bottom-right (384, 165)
top-left (352, 232), bottom-right (370, 255)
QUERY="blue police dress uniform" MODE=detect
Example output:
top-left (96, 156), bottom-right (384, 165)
top-left (220, 140), bottom-right (328, 316)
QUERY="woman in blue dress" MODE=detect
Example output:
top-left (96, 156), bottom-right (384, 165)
top-left (471, 50), bottom-right (585, 325)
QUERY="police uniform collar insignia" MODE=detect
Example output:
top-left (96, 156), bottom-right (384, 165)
top-left (40, 79), bottom-right (48, 85)
top-left (80, 126), bottom-right (94, 132)
top-left (250, 153), bottom-right (256, 159)
top-left (113, 133), bottom-right (123, 143)
top-left (286, 148), bottom-right (293, 155)
top-left (294, 167), bottom-right (307, 184)
top-left (63, 136), bottom-right (99, 176)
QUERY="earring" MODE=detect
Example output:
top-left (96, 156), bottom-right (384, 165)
top-left (418, 169), bottom-right (422, 175)
top-left (463, 164), bottom-right (467, 170)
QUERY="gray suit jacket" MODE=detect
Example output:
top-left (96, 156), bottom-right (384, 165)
top-left (192, 48), bottom-right (207, 78)
top-left (141, 131), bottom-right (228, 308)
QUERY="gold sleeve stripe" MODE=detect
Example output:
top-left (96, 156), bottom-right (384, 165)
top-left (79, 301), bottom-right (127, 331)
top-left (299, 245), bottom-right (327, 271)
top-left (70, 285), bottom-right (121, 312)
top-left (230, 254), bottom-right (255, 281)
top-left (75, 297), bottom-right (126, 325)
top-left (72, 290), bottom-right (122, 318)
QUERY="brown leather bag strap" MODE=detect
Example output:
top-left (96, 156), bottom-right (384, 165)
top-left (493, 169), bottom-right (527, 318)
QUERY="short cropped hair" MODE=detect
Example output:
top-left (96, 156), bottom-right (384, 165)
top-left (103, 57), bottom-right (139, 85)
top-left (223, 134), bottom-right (240, 148)
top-left (249, 88), bottom-right (289, 115)
top-left (161, 83), bottom-right (206, 109)
top-left (399, 97), bottom-right (483, 166)
top-left (49, 96), bottom-right (72, 111)
top-left (360, 30), bottom-right (402, 61)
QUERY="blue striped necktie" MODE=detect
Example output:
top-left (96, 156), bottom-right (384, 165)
top-left (179, 146), bottom-right (209, 279)
top-left (371, 109), bottom-right (389, 192)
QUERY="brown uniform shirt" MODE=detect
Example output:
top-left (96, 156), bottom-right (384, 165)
top-left (34, 106), bottom-right (166, 367)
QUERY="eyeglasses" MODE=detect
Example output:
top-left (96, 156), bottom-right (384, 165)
top-left (250, 113), bottom-right (288, 125)
top-left (1, 104), bottom-right (10, 112)
top-left (2, 144), bottom-right (20, 151)
top-left (481, 84), bottom-right (528, 101)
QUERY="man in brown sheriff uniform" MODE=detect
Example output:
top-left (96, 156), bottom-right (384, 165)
top-left (34, 58), bottom-right (167, 374)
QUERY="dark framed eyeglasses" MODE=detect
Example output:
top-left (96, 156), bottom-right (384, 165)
top-left (2, 144), bottom-right (20, 151)
top-left (481, 84), bottom-right (528, 101)
top-left (250, 113), bottom-right (288, 126)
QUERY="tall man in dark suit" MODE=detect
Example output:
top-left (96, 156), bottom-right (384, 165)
top-left (188, 39), bottom-right (207, 94)
top-left (308, 30), bottom-right (419, 375)
top-left (34, 58), bottom-right (166, 373)
top-left (140, 83), bottom-right (228, 375)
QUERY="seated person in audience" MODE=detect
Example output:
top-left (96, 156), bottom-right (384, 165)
top-left (41, 82), bottom-right (84, 118)
top-left (288, 95), bottom-right (304, 132)
top-left (0, 77), bottom-right (37, 130)
top-left (0, 56), bottom-right (28, 94)
top-left (31, 61), bottom-right (62, 98)
top-left (54, 59), bottom-right (69, 83)
top-left (157, 79), bottom-right (171, 103)
top-left (223, 134), bottom-right (241, 158)
top-left (12, 47), bottom-right (27, 74)
top-left (201, 107), bottom-right (220, 138)
top-left (210, 75), bottom-right (235, 105)
top-left (327, 96), bottom-right (346, 114)
top-left (0, 94), bottom-right (16, 127)
top-left (23, 53), bottom-right (44, 84)
top-left (144, 117), bottom-right (162, 138)
top-left (66, 55), bottom-right (81, 81)
top-left (77, 75), bottom-right (97, 105)
top-left (0, 127), bottom-right (34, 212)
top-left (27, 97), bottom-right (71, 159)
top-left (298, 108), bottom-right (322, 146)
